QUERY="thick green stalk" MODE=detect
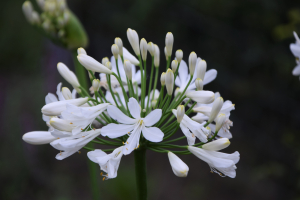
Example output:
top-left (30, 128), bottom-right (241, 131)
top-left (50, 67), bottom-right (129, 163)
top-left (134, 148), bottom-right (148, 200)
top-left (72, 50), bottom-right (88, 89)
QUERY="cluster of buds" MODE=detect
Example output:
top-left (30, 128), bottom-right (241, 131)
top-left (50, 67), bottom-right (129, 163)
top-left (22, 28), bottom-right (239, 181)
top-left (22, 0), bottom-right (88, 49)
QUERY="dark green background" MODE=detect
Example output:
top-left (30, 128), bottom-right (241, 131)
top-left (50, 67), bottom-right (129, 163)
top-left (1, 0), bottom-right (300, 199)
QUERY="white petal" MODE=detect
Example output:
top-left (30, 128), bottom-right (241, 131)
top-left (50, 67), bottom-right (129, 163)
top-left (143, 109), bottom-right (162, 126)
top-left (290, 44), bottom-right (300, 58)
top-left (203, 69), bottom-right (217, 85)
top-left (87, 149), bottom-right (108, 163)
top-left (45, 93), bottom-right (58, 104)
top-left (141, 126), bottom-right (164, 142)
top-left (178, 60), bottom-right (189, 85)
top-left (123, 47), bottom-right (140, 65)
top-left (107, 105), bottom-right (137, 124)
top-left (179, 124), bottom-right (196, 145)
top-left (42, 98), bottom-right (88, 116)
top-left (123, 124), bottom-right (142, 155)
top-left (101, 123), bottom-right (136, 138)
top-left (293, 65), bottom-right (300, 76)
top-left (128, 97), bottom-right (141, 119)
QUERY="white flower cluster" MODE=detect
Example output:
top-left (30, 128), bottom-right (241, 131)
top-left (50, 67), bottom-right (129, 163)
top-left (290, 32), bottom-right (300, 78)
top-left (22, 28), bottom-right (239, 180)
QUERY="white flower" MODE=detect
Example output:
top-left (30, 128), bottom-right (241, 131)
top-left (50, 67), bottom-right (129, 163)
top-left (172, 109), bottom-right (208, 145)
top-left (88, 146), bottom-right (124, 180)
top-left (127, 28), bottom-right (140, 56)
top-left (167, 152), bottom-right (189, 177)
top-left (188, 146), bottom-right (240, 178)
top-left (51, 129), bottom-right (101, 160)
top-left (22, 131), bottom-right (57, 145)
top-left (102, 98), bottom-right (164, 155)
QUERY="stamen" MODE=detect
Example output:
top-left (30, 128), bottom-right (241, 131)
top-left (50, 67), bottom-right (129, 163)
top-left (100, 172), bottom-right (103, 176)
top-left (70, 122), bottom-right (73, 124)
top-left (102, 177), bottom-right (105, 181)
top-left (78, 151), bottom-right (81, 154)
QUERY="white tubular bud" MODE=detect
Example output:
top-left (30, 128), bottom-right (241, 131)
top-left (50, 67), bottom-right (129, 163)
top-left (154, 44), bottom-right (160, 67)
top-left (189, 52), bottom-right (197, 75)
top-left (77, 47), bottom-right (87, 55)
top-left (176, 50), bottom-right (183, 63)
top-left (202, 138), bottom-right (230, 151)
top-left (62, 87), bottom-right (72, 100)
top-left (140, 38), bottom-right (148, 61)
top-left (161, 72), bottom-right (166, 86)
top-left (186, 91), bottom-right (215, 104)
top-left (50, 118), bottom-right (75, 132)
top-left (115, 37), bottom-right (123, 56)
top-left (168, 152), bottom-right (189, 177)
top-left (102, 57), bottom-right (109, 65)
top-left (105, 61), bottom-right (112, 70)
top-left (77, 54), bottom-right (112, 74)
top-left (88, 71), bottom-right (94, 79)
top-left (165, 69), bottom-right (174, 95)
top-left (37, 0), bottom-right (45, 10)
top-left (124, 60), bottom-right (133, 80)
top-left (151, 100), bottom-right (157, 109)
top-left (22, 1), bottom-right (34, 23)
top-left (127, 28), bottom-right (140, 56)
top-left (22, 131), bottom-right (56, 145)
top-left (215, 113), bottom-right (227, 132)
top-left (165, 32), bottom-right (174, 57)
top-left (42, 98), bottom-right (88, 116)
top-left (208, 97), bottom-right (224, 123)
top-left (111, 44), bottom-right (119, 59)
top-left (92, 79), bottom-right (100, 92)
top-left (31, 11), bottom-right (40, 24)
top-left (164, 47), bottom-right (168, 60)
top-left (57, 63), bottom-right (80, 88)
top-left (147, 42), bottom-right (155, 56)
top-left (171, 60), bottom-right (178, 73)
top-left (177, 105), bottom-right (185, 123)
top-left (195, 78), bottom-right (203, 91)
top-left (42, 20), bottom-right (51, 31)
top-left (197, 60), bottom-right (207, 80)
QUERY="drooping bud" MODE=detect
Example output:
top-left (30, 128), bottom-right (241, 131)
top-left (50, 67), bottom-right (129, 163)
top-left (22, 131), bottom-right (56, 145)
top-left (62, 87), bottom-right (72, 100)
top-left (176, 50), bottom-right (183, 63)
top-left (208, 97), bottom-right (224, 123)
top-left (115, 37), bottom-right (123, 56)
top-left (124, 60), bottom-right (133, 80)
top-left (102, 57), bottom-right (109, 65)
top-left (188, 52), bottom-right (197, 75)
top-left (176, 105), bottom-right (185, 123)
top-left (167, 152), bottom-right (189, 177)
top-left (77, 47), bottom-right (87, 55)
top-left (202, 138), bottom-right (230, 151)
top-left (127, 28), bottom-right (140, 56)
top-left (92, 79), bottom-right (101, 92)
top-left (105, 61), bottom-right (112, 70)
top-left (140, 38), bottom-right (148, 61)
top-left (165, 69), bottom-right (174, 95)
top-left (215, 113), bottom-right (227, 132)
top-left (195, 78), bottom-right (203, 90)
top-left (42, 98), bottom-right (88, 116)
top-left (154, 44), bottom-right (160, 67)
top-left (77, 54), bottom-right (112, 74)
top-left (147, 42), bottom-right (155, 56)
top-left (171, 60), bottom-right (178, 73)
top-left (57, 62), bottom-right (80, 88)
top-left (161, 72), bottom-right (166, 86)
top-left (197, 60), bottom-right (207, 80)
top-left (165, 32), bottom-right (174, 57)
top-left (111, 44), bottom-right (119, 59)
top-left (186, 91), bottom-right (214, 104)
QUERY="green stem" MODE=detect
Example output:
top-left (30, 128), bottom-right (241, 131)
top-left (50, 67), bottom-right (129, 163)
top-left (72, 50), bottom-right (88, 90)
top-left (134, 148), bottom-right (148, 200)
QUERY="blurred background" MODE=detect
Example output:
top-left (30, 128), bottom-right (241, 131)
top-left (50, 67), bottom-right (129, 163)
top-left (1, 0), bottom-right (300, 199)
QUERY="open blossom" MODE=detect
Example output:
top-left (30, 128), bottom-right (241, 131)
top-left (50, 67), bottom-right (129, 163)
top-left (88, 146), bottom-right (124, 180)
top-left (102, 98), bottom-right (164, 155)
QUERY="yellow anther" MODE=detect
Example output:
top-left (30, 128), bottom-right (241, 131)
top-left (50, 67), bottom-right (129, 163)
top-left (100, 172), bottom-right (103, 176)
top-left (93, 128), bottom-right (96, 130)
top-left (81, 128), bottom-right (83, 130)
top-left (126, 141), bottom-right (129, 144)
top-left (78, 151), bottom-right (81, 154)
top-left (57, 137), bottom-right (60, 139)
top-left (126, 148), bottom-right (128, 150)
top-left (102, 177), bottom-right (105, 181)
top-left (122, 142), bottom-right (124, 144)
top-left (70, 122), bottom-right (73, 124)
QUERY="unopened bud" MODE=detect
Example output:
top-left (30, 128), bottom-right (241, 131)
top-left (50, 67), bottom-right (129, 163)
top-left (168, 152), bottom-right (189, 177)
top-left (31, 11), bottom-right (40, 24)
top-left (111, 44), bottom-right (119, 59)
top-left (42, 20), bottom-right (51, 31)
top-left (147, 42), bottom-right (155, 56)
top-left (151, 100), bottom-right (157, 109)
top-left (37, 0), bottom-right (45, 10)
top-left (161, 72), bottom-right (166, 86)
top-left (57, 62), bottom-right (80, 88)
top-left (176, 50), bottom-right (183, 63)
top-left (165, 69), bottom-right (174, 95)
top-left (92, 79), bottom-right (100, 92)
top-left (105, 61), bottom-right (112, 70)
top-left (197, 60), bottom-right (207, 80)
top-left (202, 138), bottom-right (230, 151)
top-left (215, 113), bottom-right (226, 132)
top-left (177, 105), bottom-right (185, 123)
top-left (188, 52), bottom-right (197, 75)
top-left (208, 97), bottom-right (224, 123)
top-left (154, 44), bottom-right (160, 67)
top-left (22, 131), bottom-right (56, 145)
top-left (62, 87), bottom-right (72, 100)
top-left (195, 78), bottom-right (203, 90)
top-left (171, 60), bottom-right (178, 73)
top-left (186, 91), bottom-right (215, 104)
top-left (77, 47), bottom-right (87, 55)
top-left (77, 54), bottom-right (112, 74)
top-left (165, 32), bottom-right (174, 57)
top-left (22, 1), bottom-right (34, 23)
top-left (102, 57), bottom-right (109, 65)
top-left (50, 118), bottom-right (75, 132)
top-left (124, 60), bottom-right (132, 80)
top-left (115, 37), bottom-right (123, 56)
top-left (127, 28), bottom-right (140, 56)
top-left (140, 38), bottom-right (148, 61)
top-left (88, 71), bottom-right (94, 79)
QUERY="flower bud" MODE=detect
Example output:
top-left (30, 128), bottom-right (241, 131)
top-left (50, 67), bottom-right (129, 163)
top-left (177, 105), bottom-right (185, 123)
top-left (115, 37), bottom-right (123, 56)
top-left (127, 28), bottom-right (140, 56)
top-left (186, 91), bottom-right (214, 104)
top-left (88, 71), bottom-right (94, 79)
top-left (168, 152), bottom-right (189, 177)
top-left (111, 44), bottom-right (119, 59)
top-left (147, 42), bottom-right (155, 56)
top-left (151, 100), bottom-right (157, 109)
top-left (62, 87), bottom-right (72, 100)
top-left (140, 38), bottom-right (148, 61)
top-left (50, 118), bottom-right (75, 132)
top-left (154, 45), bottom-right (160, 67)
top-left (57, 62), bottom-right (80, 88)
top-left (123, 47), bottom-right (140, 65)
top-left (188, 52), bottom-right (197, 75)
top-left (102, 57), bottom-right (109, 65)
top-left (164, 46), bottom-right (168, 61)
top-left (215, 113), bottom-right (227, 132)
top-left (42, 98), bottom-right (88, 116)
top-left (77, 47), bottom-right (87, 55)
top-left (171, 60), bottom-right (178, 73)
top-left (165, 69), bottom-right (174, 95)
top-left (124, 60), bottom-right (133, 80)
top-left (77, 54), bottom-right (112, 74)
top-left (22, 1), bottom-right (34, 23)
top-left (92, 79), bottom-right (100, 92)
top-left (176, 50), bottom-right (183, 63)
top-left (37, 0), bottom-right (45, 10)
top-left (105, 61), bottom-right (112, 70)
top-left (22, 131), bottom-right (56, 145)
top-left (208, 97), bottom-right (224, 123)
top-left (31, 11), bottom-right (40, 24)
top-left (197, 60), bottom-right (207, 80)
top-left (195, 78), bottom-right (203, 90)
top-left (161, 72), bottom-right (166, 86)
top-left (165, 32), bottom-right (174, 57)
top-left (202, 138), bottom-right (230, 151)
